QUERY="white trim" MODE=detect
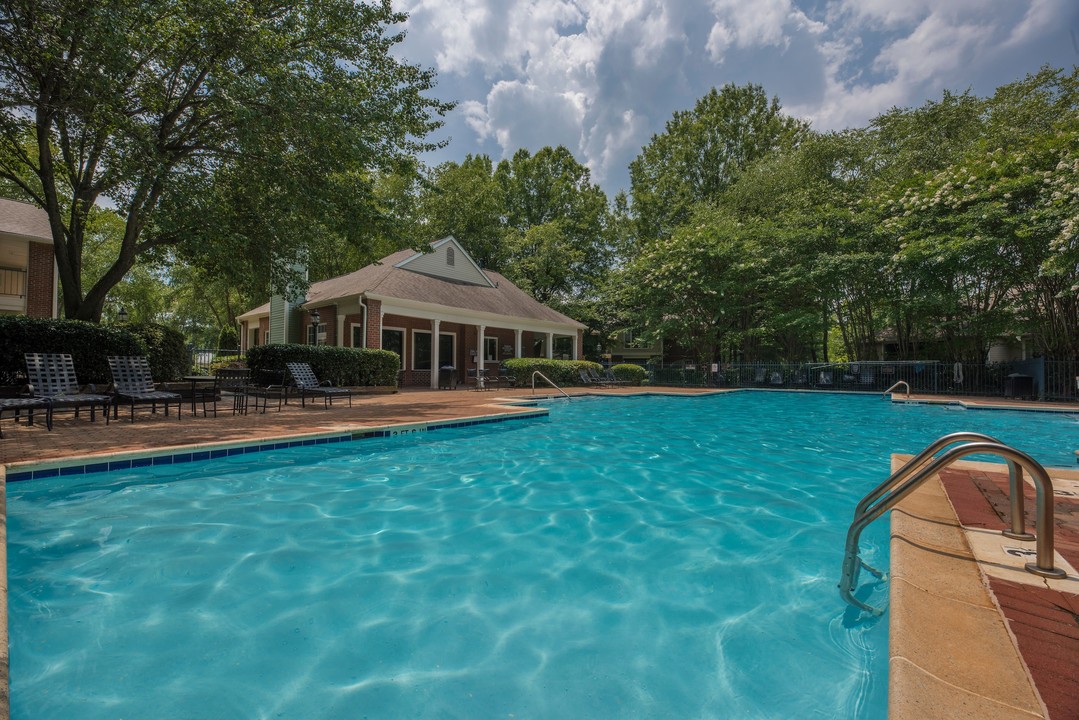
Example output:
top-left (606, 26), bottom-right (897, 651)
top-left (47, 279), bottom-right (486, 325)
top-left (393, 236), bottom-right (496, 288)
top-left (370, 294), bottom-right (584, 334)
top-left (350, 322), bottom-right (364, 348)
top-left (412, 328), bottom-right (433, 371)
top-left (484, 336), bottom-right (498, 362)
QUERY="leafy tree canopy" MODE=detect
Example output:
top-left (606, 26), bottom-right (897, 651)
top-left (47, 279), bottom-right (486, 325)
top-left (0, 0), bottom-right (451, 320)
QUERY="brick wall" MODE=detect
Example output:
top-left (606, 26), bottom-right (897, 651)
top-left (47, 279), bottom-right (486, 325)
top-left (26, 242), bottom-right (54, 318)
top-left (365, 299), bottom-right (382, 349)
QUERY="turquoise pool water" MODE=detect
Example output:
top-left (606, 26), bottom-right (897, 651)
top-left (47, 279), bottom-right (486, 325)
top-left (7, 392), bottom-right (1077, 719)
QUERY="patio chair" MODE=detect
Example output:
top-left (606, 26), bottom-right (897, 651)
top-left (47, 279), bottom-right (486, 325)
top-left (578, 368), bottom-right (605, 387)
top-left (285, 362), bottom-right (352, 408)
top-left (0, 395), bottom-right (51, 438)
top-left (587, 368), bottom-right (618, 386)
top-left (465, 368), bottom-right (488, 390)
top-left (818, 371), bottom-right (834, 387)
top-left (107, 356), bottom-right (183, 422)
top-left (24, 353), bottom-right (112, 426)
top-left (213, 368), bottom-right (252, 415)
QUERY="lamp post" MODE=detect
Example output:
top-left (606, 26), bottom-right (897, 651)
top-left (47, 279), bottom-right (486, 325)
top-left (117, 307), bottom-right (129, 324)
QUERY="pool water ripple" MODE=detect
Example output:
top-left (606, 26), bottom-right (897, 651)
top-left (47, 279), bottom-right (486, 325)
top-left (7, 392), bottom-right (1075, 718)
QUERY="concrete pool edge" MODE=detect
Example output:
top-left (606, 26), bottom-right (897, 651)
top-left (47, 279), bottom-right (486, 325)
top-left (887, 457), bottom-right (1079, 720)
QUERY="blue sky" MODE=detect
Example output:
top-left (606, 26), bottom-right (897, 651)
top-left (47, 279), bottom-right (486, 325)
top-left (396, 0), bottom-right (1079, 196)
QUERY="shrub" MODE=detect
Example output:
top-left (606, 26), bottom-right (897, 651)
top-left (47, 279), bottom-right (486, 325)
top-left (217, 326), bottom-right (239, 350)
top-left (502, 358), bottom-right (604, 387)
top-left (246, 344), bottom-right (400, 386)
top-left (126, 323), bottom-right (190, 381)
top-left (0, 315), bottom-right (142, 385)
top-left (610, 363), bottom-right (647, 386)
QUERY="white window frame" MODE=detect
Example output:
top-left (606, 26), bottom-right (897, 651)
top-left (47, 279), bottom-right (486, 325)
top-left (438, 331), bottom-right (456, 368)
top-left (412, 329), bottom-right (433, 371)
top-left (381, 326), bottom-right (406, 369)
top-left (350, 322), bottom-right (364, 348)
top-left (484, 336), bottom-right (498, 362)
top-left (307, 322), bottom-right (326, 346)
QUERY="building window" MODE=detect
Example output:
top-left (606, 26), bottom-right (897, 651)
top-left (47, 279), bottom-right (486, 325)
top-left (351, 323), bottom-right (364, 348)
top-left (306, 323), bottom-right (326, 345)
top-left (533, 336), bottom-right (545, 357)
top-left (446, 247), bottom-right (455, 266)
top-left (413, 330), bottom-right (432, 370)
top-left (382, 328), bottom-right (404, 368)
top-left (484, 336), bottom-right (497, 362)
top-left (439, 332), bottom-right (455, 367)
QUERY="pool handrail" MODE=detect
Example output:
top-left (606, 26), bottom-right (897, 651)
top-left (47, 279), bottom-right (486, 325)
top-left (531, 370), bottom-right (569, 398)
top-left (881, 380), bottom-right (911, 399)
top-left (840, 438), bottom-right (1066, 616)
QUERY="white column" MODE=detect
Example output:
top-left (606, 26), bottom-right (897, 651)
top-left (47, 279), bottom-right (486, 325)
top-left (545, 332), bottom-right (554, 359)
top-left (336, 307), bottom-right (345, 348)
top-left (514, 329), bottom-right (522, 359)
top-left (477, 324), bottom-right (486, 372)
top-left (430, 319), bottom-right (441, 389)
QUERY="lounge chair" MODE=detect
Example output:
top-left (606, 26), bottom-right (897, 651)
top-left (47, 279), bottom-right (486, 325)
top-left (601, 369), bottom-right (631, 386)
top-left (818, 371), bottom-right (833, 387)
top-left (769, 371), bottom-right (784, 386)
top-left (213, 368), bottom-right (251, 415)
top-left (578, 368), bottom-right (606, 387)
top-left (0, 395), bottom-right (51, 437)
top-left (754, 367), bottom-right (767, 385)
top-left (285, 362), bottom-right (352, 408)
top-left (108, 356), bottom-right (183, 422)
top-left (25, 353), bottom-right (112, 426)
top-left (587, 368), bottom-right (621, 386)
top-left (465, 368), bottom-right (488, 390)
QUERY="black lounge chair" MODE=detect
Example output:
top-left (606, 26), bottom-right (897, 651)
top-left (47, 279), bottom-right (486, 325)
top-left (465, 368), bottom-right (488, 390)
top-left (578, 368), bottom-right (605, 387)
top-left (213, 368), bottom-right (252, 415)
top-left (25, 353), bottom-right (112, 426)
top-left (107, 356), bottom-right (183, 422)
top-left (0, 395), bottom-right (51, 437)
top-left (594, 368), bottom-right (630, 386)
top-left (285, 362), bottom-right (352, 408)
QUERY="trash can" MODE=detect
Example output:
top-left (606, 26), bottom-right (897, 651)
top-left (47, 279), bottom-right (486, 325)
top-left (438, 366), bottom-right (457, 390)
top-left (1003, 373), bottom-right (1033, 398)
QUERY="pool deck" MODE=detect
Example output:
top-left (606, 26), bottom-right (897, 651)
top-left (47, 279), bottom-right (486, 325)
top-left (0, 386), bottom-right (1077, 719)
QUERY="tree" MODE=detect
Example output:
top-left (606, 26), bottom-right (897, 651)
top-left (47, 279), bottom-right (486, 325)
top-left (417, 155), bottom-right (507, 270)
top-left (629, 83), bottom-right (808, 241)
top-left (0, 0), bottom-right (450, 320)
top-left (493, 147), bottom-right (612, 310)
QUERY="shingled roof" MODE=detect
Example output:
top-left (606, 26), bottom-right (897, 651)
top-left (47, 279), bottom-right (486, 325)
top-left (302, 243), bottom-right (584, 328)
top-left (0, 198), bottom-right (52, 242)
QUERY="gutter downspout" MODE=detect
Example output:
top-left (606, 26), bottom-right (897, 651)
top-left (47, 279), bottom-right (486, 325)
top-left (358, 296), bottom-right (368, 348)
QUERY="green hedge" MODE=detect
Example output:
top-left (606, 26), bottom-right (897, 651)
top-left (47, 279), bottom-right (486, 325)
top-left (502, 358), bottom-right (604, 387)
top-left (0, 316), bottom-right (143, 386)
top-left (246, 344), bottom-right (400, 387)
top-left (126, 323), bottom-right (190, 382)
top-left (610, 363), bottom-right (647, 386)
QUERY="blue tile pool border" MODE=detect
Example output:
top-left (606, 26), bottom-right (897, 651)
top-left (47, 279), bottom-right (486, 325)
top-left (3, 409), bottom-right (549, 483)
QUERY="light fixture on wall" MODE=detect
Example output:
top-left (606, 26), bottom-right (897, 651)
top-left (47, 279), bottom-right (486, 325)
top-left (309, 309), bottom-right (321, 325)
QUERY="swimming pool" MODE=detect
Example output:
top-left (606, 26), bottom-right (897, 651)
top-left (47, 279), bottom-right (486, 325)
top-left (7, 392), bottom-right (1076, 718)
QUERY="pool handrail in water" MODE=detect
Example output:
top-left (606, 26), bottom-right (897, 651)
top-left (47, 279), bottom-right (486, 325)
top-left (840, 436), bottom-right (1067, 615)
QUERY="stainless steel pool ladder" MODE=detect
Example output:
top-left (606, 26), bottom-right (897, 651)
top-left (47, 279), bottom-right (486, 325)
top-left (531, 370), bottom-right (569, 398)
top-left (882, 381), bottom-right (910, 399)
top-left (839, 432), bottom-right (1067, 615)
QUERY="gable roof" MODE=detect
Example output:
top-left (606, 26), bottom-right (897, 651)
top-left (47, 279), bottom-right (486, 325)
top-left (300, 240), bottom-right (584, 329)
top-left (0, 198), bottom-right (52, 243)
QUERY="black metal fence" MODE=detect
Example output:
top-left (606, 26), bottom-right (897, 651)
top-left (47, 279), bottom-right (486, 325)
top-left (647, 359), bottom-right (1079, 402)
top-left (189, 348), bottom-right (244, 374)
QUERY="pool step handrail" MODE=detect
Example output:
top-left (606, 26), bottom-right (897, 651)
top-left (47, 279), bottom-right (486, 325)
top-left (840, 437), bottom-right (1066, 616)
top-left (531, 370), bottom-right (569, 398)
top-left (882, 380), bottom-right (911, 399)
